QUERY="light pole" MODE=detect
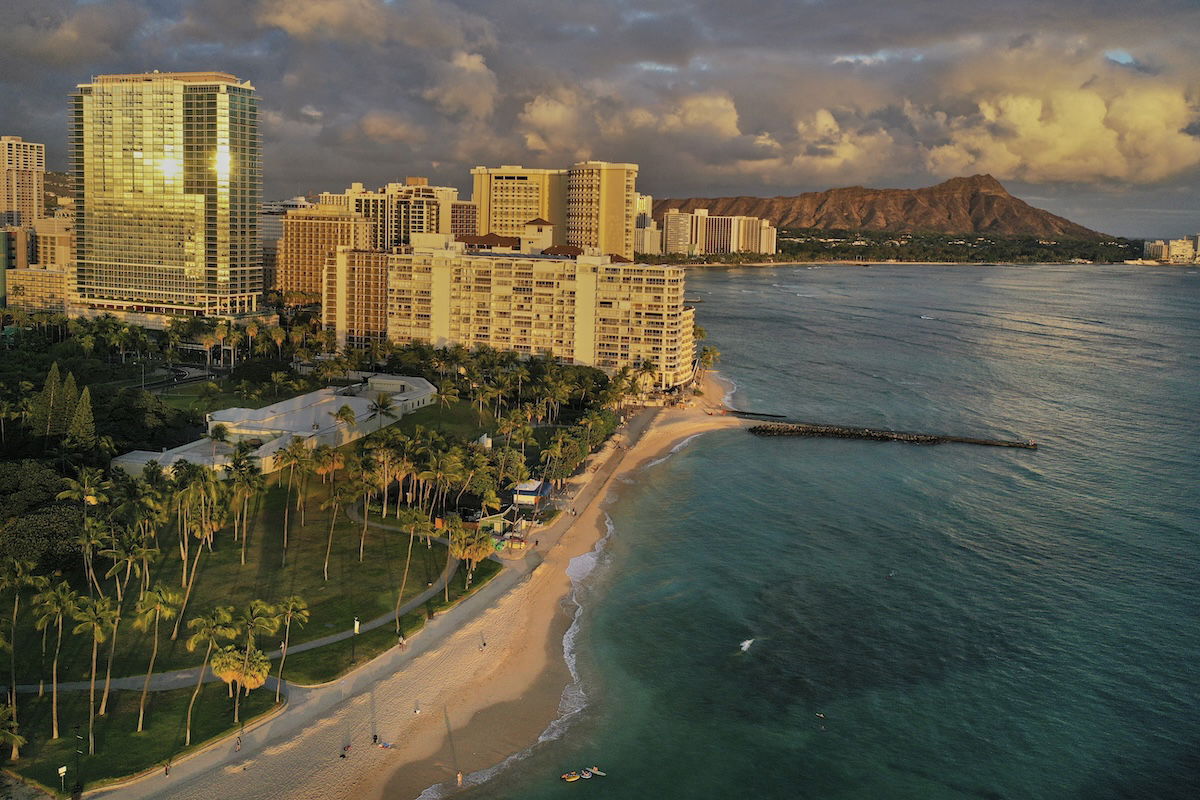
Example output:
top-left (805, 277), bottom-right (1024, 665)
top-left (352, 616), bottom-right (360, 663)
top-left (73, 725), bottom-right (84, 797)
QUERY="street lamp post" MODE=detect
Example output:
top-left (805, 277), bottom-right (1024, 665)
top-left (73, 725), bottom-right (84, 797)
top-left (352, 616), bottom-right (360, 663)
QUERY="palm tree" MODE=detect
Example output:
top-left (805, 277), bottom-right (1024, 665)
top-left (208, 423), bottom-right (229, 464)
top-left (393, 509), bottom-right (431, 638)
top-left (98, 532), bottom-right (142, 716)
top-left (199, 332), bottom-right (217, 375)
top-left (33, 581), bottom-right (79, 739)
top-left (321, 484), bottom-right (353, 581)
top-left (211, 645), bottom-right (271, 724)
top-left (72, 596), bottom-right (117, 754)
top-left (368, 393), bottom-right (397, 431)
top-left (58, 469), bottom-right (110, 592)
top-left (274, 596), bottom-right (310, 702)
top-left (231, 601), bottom-right (281, 724)
top-left (268, 370), bottom-right (290, 399)
top-left (435, 381), bottom-right (459, 417)
top-left (444, 516), bottom-right (468, 603)
top-left (133, 584), bottom-right (182, 732)
top-left (275, 437), bottom-right (309, 565)
top-left (0, 558), bottom-right (43, 760)
top-left (333, 403), bottom-right (357, 430)
top-left (0, 704), bottom-right (25, 764)
top-left (184, 605), bottom-right (235, 746)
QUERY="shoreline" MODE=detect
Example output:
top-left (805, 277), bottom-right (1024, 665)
top-left (106, 373), bottom-right (747, 800)
top-left (364, 373), bottom-right (746, 800)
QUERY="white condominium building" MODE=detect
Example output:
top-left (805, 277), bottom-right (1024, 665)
top-left (324, 237), bottom-right (695, 389)
top-left (319, 178), bottom-right (466, 251)
top-left (662, 208), bottom-right (777, 255)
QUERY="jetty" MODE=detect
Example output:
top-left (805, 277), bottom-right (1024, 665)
top-left (744, 421), bottom-right (1037, 450)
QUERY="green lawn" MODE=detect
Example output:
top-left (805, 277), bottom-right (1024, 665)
top-left (11, 476), bottom-right (452, 686)
top-left (7, 684), bottom-right (277, 796)
top-left (395, 399), bottom-right (496, 441)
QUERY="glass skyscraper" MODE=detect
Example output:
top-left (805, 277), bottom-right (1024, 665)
top-left (71, 71), bottom-right (261, 322)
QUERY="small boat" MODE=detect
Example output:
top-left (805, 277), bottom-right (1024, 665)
top-left (589, 766), bottom-right (607, 776)
top-left (561, 771), bottom-right (580, 782)
top-left (580, 769), bottom-right (593, 779)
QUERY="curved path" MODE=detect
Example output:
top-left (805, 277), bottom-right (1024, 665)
top-left (16, 548), bottom-right (462, 695)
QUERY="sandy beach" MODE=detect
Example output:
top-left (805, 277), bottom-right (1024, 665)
top-left (103, 374), bottom-right (745, 800)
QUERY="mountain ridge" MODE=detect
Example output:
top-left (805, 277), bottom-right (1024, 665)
top-left (654, 175), bottom-right (1108, 240)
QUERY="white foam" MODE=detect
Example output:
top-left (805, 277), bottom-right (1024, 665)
top-left (643, 433), bottom-right (702, 468)
top-left (422, 516), bottom-right (618, 796)
top-left (722, 376), bottom-right (738, 407)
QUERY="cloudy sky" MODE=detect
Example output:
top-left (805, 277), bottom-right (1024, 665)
top-left (3, 0), bottom-right (1199, 237)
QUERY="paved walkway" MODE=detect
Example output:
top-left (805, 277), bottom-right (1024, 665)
top-left (78, 409), bottom-right (659, 799)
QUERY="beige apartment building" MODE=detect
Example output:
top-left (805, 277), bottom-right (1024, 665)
top-left (567, 161), bottom-right (638, 260)
top-left (4, 217), bottom-right (74, 313)
top-left (325, 237), bottom-right (695, 389)
top-left (1, 136), bottom-right (45, 227)
top-left (470, 165), bottom-right (568, 242)
top-left (275, 205), bottom-right (375, 297)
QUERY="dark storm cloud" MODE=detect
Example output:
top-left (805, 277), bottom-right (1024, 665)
top-left (3, 0), bottom-right (1199, 236)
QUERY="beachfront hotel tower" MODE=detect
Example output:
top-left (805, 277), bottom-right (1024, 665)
top-left (470, 165), bottom-right (568, 243)
top-left (567, 161), bottom-right (638, 261)
top-left (325, 236), bottom-right (696, 389)
top-left (71, 71), bottom-right (262, 324)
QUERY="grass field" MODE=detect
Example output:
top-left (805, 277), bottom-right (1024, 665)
top-left (11, 476), bottom-right (459, 686)
top-left (9, 684), bottom-right (277, 796)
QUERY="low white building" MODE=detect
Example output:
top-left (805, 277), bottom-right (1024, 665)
top-left (112, 374), bottom-right (435, 475)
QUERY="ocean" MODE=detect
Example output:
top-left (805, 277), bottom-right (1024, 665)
top-left (455, 263), bottom-right (1200, 800)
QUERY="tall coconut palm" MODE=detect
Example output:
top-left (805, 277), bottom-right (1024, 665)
top-left (1, 558), bottom-right (44, 760)
top-left (211, 645), bottom-right (271, 724)
top-left (231, 601), bottom-right (281, 724)
top-left (184, 605), bottom-right (235, 746)
top-left (274, 596), bottom-right (310, 702)
top-left (333, 403), bottom-right (356, 429)
top-left (33, 581), bottom-right (79, 739)
top-left (444, 515), bottom-right (468, 603)
top-left (393, 509), bottom-right (432, 637)
top-left (208, 423), bottom-right (229, 464)
top-left (72, 596), bottom-right (116, 754)
top-left (57, 467), bottom-right (110, 591)
top-left (133, 584), bottom-right (181, 732)
top-left (368, 393), bottom-right (397, 431)
top-left (274, 437), bottom-right (308, 565)
top-left (97, 532), bottom-right (142, 716)
top-left (0, 704), bottom-right (25, 763)
top-left (321, 484), bottom-right (354, 581)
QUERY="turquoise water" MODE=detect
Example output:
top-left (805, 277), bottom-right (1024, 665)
top-left (455, 264), bottom-right (1200, 800)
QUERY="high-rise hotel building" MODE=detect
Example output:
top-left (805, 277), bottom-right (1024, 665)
top-left (324, 237), bottom-right (695, 389)
top-left (470, 166), bottom-right (567, 243)
top-left (1, 136), bottom-right (45, 227)
top-left (71, 72), bottom-right (262, 324)
top-left (567, 161), bottom-right (637, 260)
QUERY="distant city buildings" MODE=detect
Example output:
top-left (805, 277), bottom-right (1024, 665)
top-left (5, 72), bottom-right (701, 389)
top-left (1, 135), bottom-right (45, 227)
top-left (1143, 236), bottom-right (1200, 264)
top-left (660, 208), bottom-right (777, 256)
top-left (633, 193), bottom-right (663, 255)
top-left (71, 71), bottom-right (262, 326)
